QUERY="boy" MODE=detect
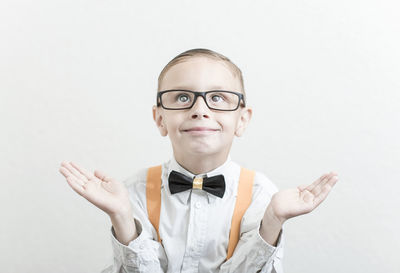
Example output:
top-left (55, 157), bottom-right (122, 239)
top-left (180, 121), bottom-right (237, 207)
top-left (59, 48), bottom-right (339, 273)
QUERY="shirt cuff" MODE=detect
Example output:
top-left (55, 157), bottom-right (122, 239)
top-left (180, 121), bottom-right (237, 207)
top-left (110, 217), bottom-right (161, 268)
top-left (252, 223), bottom-right (284, 268)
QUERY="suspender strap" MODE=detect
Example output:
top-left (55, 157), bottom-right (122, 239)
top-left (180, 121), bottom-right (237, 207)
top-left (226, 167), bottom-right (255, 260)
top-left (146, 165), bottom-right (162, 243)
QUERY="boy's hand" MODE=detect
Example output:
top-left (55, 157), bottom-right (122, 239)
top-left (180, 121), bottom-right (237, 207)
top-left (59, 161), bottom-right (133, 217)
top-left (267, 172), bottom-right (339, 224)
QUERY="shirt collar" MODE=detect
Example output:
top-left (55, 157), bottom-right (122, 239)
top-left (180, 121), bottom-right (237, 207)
top-left (164, 154), bottom-right (236, 205)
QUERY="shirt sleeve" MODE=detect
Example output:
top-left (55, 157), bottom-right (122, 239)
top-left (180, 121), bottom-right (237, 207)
top-left (219, 171), bottom-right (285, 273)
top-left (100, 218), bottom-right (165, 273)
top-left (256, 224), bottom-right (285, 273)
top-left (100, 171), bottom-right (168, 273)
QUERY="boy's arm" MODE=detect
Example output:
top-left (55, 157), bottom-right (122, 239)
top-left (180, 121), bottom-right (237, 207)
top-left (58, 162), bottom-right (166, 272)
top-left (259, 205), bottom-right (283, 247)
top-left (263, 171), bottom-right (339, 234)
top-left (104, 218), bottom-right (165, 273)
top-left (109, 213), bottom-right (138, 245)
top-left (101, 176), bottom-right (167, 273)
top-left (219, 171), bottom-right (339, 273)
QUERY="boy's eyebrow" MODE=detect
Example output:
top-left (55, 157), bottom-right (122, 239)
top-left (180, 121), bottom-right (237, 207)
top-left (170, 86), bottom-right (228, 90)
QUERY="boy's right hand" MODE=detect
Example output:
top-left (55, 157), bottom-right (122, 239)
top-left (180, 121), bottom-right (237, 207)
top-left (59, 161), bottom-right (133, 217)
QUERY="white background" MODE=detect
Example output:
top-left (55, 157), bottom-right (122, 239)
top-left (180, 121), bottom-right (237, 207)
top-left (1, 0), bottom-right (399, 272)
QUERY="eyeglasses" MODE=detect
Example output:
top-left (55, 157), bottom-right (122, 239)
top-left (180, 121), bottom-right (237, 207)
top-left (156, 89), bottom-right (246, 111)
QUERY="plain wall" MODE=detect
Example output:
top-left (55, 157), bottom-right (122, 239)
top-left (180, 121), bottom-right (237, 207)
top-left (1, 0), bottom-right (399, 272)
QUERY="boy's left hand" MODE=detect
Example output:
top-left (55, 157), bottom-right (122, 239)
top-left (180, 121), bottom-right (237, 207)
top-left (267, 172), bottom-right (339, 224)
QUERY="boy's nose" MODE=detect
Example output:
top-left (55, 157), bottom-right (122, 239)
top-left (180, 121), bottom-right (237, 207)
top-left (190, 96), bottom-right (210, 119)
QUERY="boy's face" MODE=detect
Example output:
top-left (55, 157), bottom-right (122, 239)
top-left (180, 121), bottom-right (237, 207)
top-left (152, 56), bottom-right (252, 160)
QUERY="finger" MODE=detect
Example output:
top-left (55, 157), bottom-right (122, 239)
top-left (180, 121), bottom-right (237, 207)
top-left (66, 175), bottom-right (86, 196)
top-left (311, 172), bottom-right (336, 196)
top-left (328, 175), bottom-right (339, 187)
top-left (304, 173), bottom-right (330, 192)
top-left (94, 169), bottom-right (113, 183)
top-left (61, 166), bottom-right (86, 187)
top-left (313, 172), bottom-right (338, 196)
top-left (321, 175), bottom-right (339, 195)
top-left (70, 161), bottom-right (95, 181)
top-left (313, 184), bottom-right (332, 207)
top-left (59, 166), bottom-right (72, 178)
top-left (59, 166), bottom-right (86, 187)
top-left (313, 175), bottom-right (339, 207)
top-left (61, 161), bottom-right (89, 183)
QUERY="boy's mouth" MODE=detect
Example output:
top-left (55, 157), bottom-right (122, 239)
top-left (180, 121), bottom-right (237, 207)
top-left (182, 127), bottom-right (220, 133)
top-left (182, 127), bottom-right (220, 132)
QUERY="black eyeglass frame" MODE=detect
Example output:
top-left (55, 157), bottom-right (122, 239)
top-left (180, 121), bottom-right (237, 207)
top-left (156, 89), bottom-right (246, 111)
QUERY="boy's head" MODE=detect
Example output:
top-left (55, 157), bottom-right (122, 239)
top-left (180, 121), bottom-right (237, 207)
top-left (152, 48), bottom-right (252, 164)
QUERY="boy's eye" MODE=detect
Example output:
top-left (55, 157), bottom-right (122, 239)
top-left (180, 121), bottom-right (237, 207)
top-left (211, 94), bottom-right (224, 102)
top-left (177, 94), bottom-right (190, 102)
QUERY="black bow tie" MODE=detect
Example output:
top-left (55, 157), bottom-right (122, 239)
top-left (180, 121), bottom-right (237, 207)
top-left (168, 170), bottom-right (226, 198)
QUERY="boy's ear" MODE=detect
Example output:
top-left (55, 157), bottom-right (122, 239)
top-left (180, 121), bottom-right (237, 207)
top-left (235, 106), bottom-right (252, 137)
top-left (152, 105), bottom-right (168, 136)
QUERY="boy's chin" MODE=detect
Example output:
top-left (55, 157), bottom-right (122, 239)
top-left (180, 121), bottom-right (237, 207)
top-left (171, 137), bottom-right (232, 157)
top-left (176, 143), bottom-right (226, 157)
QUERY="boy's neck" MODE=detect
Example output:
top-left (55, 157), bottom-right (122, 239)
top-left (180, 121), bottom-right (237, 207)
top-left (173, 152), bottom-right (229, 175)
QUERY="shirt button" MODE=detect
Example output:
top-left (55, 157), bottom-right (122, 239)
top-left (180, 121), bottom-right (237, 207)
top-left (195, 202), bottom-right (202, 209)
top-left (139, 244), bottom-right (144, 250)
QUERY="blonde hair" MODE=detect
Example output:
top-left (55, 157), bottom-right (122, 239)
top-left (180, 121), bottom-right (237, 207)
top-left (157, 48), bottom-right (246, 100)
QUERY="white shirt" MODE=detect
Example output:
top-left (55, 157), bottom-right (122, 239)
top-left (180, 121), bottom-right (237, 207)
top-left (101, 155), bottom-right (285, 273)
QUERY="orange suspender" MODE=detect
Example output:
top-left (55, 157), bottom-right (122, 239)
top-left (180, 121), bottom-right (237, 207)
top-left (146, 165), bottom-right (255, 260)
top-left (226, 167), bottom-right (255, 259)
top-left (146, 165), bottom-right (163, 244)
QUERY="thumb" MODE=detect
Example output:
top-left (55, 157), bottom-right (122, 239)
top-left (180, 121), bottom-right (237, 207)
top-left (94, 170), bottom-right (113, 182)
top-left (297, 184), bottom-right (308, 192)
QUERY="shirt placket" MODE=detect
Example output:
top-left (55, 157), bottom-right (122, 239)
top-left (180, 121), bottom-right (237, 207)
top-left (181, 186), bottom-right (208, 273)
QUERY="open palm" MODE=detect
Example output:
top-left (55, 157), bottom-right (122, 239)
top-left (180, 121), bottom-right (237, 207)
top-left (270, 172), bottom-right (339, 223)
top-left (59, 161), bottom-right (132, 216)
